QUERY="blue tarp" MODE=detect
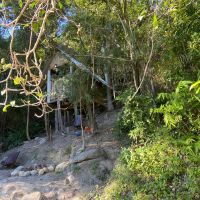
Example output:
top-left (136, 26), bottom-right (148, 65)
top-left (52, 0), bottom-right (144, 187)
top-left (74, 115), bottom-right (81, 127)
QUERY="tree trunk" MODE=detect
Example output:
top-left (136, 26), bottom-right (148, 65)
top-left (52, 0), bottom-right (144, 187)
top-left (80, 99), bottom-right (85, 150)
top-left (134, 61), bottom-right (140, 92)
top-left (57, 99), bottom-right (64, 133)
top-left (44, 110), bottom-right (51, 140)
top-left (63, 110), bottom-right (66, 128)
top-left (26, 104), bottom-right (31, 141)
top-left (104, 67), bottom-right (114, 111)
top-left (74, 103), bottom-right (78, 117)
top-left (55, 109), bottom-right (58, 133)
top-left (86, 103), bottom-right (97, 132)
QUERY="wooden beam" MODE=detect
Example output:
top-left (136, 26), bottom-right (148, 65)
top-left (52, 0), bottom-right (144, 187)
top-left (57, 47), bottom-right (113, 89)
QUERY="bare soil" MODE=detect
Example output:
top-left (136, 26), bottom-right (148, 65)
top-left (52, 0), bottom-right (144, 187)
top-left (0, 109), bottom-right (121, 200)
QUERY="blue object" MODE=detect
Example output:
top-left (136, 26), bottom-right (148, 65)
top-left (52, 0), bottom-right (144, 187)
top-left (74, 115), bottom-right (81, 127)
top-left (74, 130), bottom-right (81, 137)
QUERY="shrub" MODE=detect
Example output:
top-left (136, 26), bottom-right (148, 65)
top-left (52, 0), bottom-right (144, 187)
top-left (100, 80), bottom-right (200, 200)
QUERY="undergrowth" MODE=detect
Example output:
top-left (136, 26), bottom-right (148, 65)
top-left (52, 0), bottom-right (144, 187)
top-left (99, 80), bottom-right (200, 200)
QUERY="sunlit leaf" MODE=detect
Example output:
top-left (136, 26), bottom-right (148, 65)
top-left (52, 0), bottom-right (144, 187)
top-left (3, 63), bottom-right (12, 70)
top-left (29, 2), bottom-right (36, 9)
top-left (10, 101), bottom-right (16, 107)
top-left (153, 13), bottom-right (158, 29)
top-left (3, 104), bottom-right (10, 112)
top-left (36, 92), bottom-right (44, 98)
top-left (19, 0), bottom-right (23, 8)
top-left (1, 89), bottom-right (6, 96)
top-left (190, 80), bottom-right (200, 90)
top-left (1, 58), bottom-right (5, 64)
top-left (58, 1), bottom-right (63, 9)
top-left (14, 77), bottom-right (23, 85)
top-left (32, 22), bottom-right (39, 33)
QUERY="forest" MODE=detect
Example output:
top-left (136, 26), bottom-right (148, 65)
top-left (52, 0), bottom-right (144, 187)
top-left (0, 0), bottom-right (199, 199)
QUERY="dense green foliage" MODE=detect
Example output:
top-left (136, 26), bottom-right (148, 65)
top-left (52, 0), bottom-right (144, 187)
top-left (101, 80), bottom-right (200, 199)
top-left (0, 0), bottom-right (199, 198)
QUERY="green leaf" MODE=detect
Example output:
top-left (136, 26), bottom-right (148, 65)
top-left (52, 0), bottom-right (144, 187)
top-left (39, 9), bottom-right (45, 17)
top-left (58, 1), bottom-right (63, 9)
top-left (19, 0), bottom-right (23, 8)
top-left (190, 80), bottom-right (200, 90)
top-left (3, 63), bottom-right (12, 70)
top-left (14, 77), bottom-right (23, 85)
top-left (153, 13), bottom-right (158, 29)
top-left (32, 22), bottom-right (39, 33)
top-left (3, 104), bottom-right (10, 112)
top-left (29, 2), bottom-right (36, 9)
top-left (36, 92), bottom-right (44, 98)
top-left (1, 58), bottom-right (5, 64)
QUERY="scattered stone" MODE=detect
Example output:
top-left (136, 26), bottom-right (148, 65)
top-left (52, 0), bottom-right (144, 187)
top-left (44, 191), bottom-right (57, 200)
top-left (21, 191), bottom-right (45, 200)
top-left (11, 166), bottom-right (24, 176)
top-left (38, 169), bottom-right (45, 175)
top-left (65, 177), bottom-right (70, 185)
top-left (55, 162), bottom-right (69, 173)
top-left (47, 165), bottom-right (55, 172)
top-left (18, 171), bottom-right (30, 177)
top-left (30, 170), bottom-right (38, 176)
top-left (10, 191), bottom-right (24, 200)
top-left (65, 173), bottom-right (75, 185)
top-left (38, 138), bottom-right (47, 145)
top-left (43, 167), bottom-right (48, 173)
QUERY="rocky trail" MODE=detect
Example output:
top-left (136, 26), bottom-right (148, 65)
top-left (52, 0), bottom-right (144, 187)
top-left (0, 110), bottom-right (121, 200)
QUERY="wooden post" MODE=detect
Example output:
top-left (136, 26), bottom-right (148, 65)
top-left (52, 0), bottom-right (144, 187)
top-left (26, 104), bottom-right (31, 140)
top-left (57, 99), bottom-right (64, 133)
top-left (67, 111), bottom-right (70, 125)
top-left (47, 70), bottom-right (51, 103)
top-left (55, 109), bottom-right (58, 133)
top-left (63, 110), bottom-right (66, 128)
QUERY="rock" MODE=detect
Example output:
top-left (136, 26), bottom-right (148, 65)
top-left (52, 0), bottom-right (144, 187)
top-left (66, 173), bottom-right (75, 185)
top-left (65, 177), bottom-right (70, 185)
top-left (70, 148), bottom-right (104, 164)
top-left (1, 151), bottom-right (20, 168)
top-left (11, 166), bottom-right (24, 176)
top-left (44, 191), bottom-right (57, 200)
top-left (55, 162), bottom-right (69, 173)
top-left (21, 192), bottom-right (46, 200)
top-left (30, 170), bottom-right (38, 176)
top-left (43, 167), bottom-right (48, 173)
top-left (10, 191), bottom-right (24, 200)
top-left (99, 160), bottom-right (113, 171)
top-left (38, 138), bottom-right (46, 145)
top-left (18, 171), bottom-right (30, 177)
top-left (47, 165), bottom-right (55, 172)
top-left (104, 148), bottom-right (120, 160)
top-left (38, 169), bottom-right (45, 175)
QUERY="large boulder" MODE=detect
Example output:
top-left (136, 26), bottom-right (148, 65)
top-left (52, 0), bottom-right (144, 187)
top-left (70, 148), bottom-right (104, 164)
top-left (1, 151), bottom-right (20, 168)
top-left (21, 192), bottom-right (46, 200)
top-left (55, 162), bottom-right (69, 173)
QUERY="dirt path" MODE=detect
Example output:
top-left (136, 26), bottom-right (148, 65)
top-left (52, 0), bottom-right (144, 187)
top-left (0, 110), bottom-right (121, 200)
